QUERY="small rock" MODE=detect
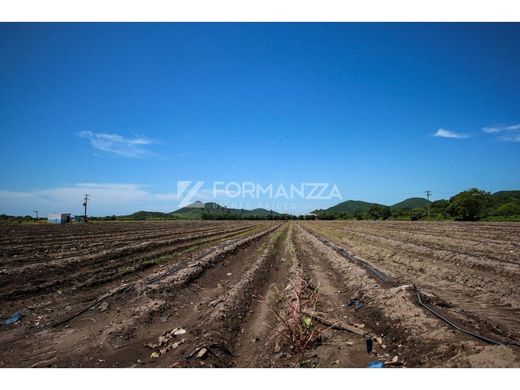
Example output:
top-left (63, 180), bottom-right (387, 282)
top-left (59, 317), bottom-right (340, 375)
top-left (196, 348), bottom-right (208, 359)
top-left (226, 273), bottom-right (232, 276)
top-left (99, 302), bottom-right (109, 312)
top-left (172, 328), bottom-right (186, 336)
top-left (273, 352), bottom-right (284, 359)
top-left (150, 351), bottom-right (160, 359)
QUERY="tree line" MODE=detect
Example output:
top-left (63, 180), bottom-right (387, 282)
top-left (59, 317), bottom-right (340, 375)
top-left (315, 188), bottom-right (520, 221)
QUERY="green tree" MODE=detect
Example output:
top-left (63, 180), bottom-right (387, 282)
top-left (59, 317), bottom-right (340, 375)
top-left (430, 199), bottom-right (449, 218)
top-left (354, 211), bottom-right (365, 220)
top-left (493, 202), bottom-right (520, 217)
top-left (368, 205), bottom-right (391, 220)
top-left (447, 188), bottom-right (493, 221)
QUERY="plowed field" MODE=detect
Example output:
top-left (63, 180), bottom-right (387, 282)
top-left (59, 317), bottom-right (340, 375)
top-left (1, 220), bottom-right (518, 367)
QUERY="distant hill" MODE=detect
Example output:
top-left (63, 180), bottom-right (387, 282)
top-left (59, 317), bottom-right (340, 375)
top-left (318, 197), bottom-right (430, 216)
top-left (390, 197), bottom-right (431, 211)
top-left (491, 191), bottom-right (520, 207)
top-left (110, 202), bottom-right (283, 220)
top-left (122, 210), bottom-right (179, 220)
top-left (324, 200), bottom-right (382, 215)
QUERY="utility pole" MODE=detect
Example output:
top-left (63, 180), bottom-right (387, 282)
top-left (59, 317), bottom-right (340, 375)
top-left (33, 210), bottom-right (38, 220)
top-left (83, 194), bottom-right (90, 222)
top-left (425, 190), bottom-right (432, 220)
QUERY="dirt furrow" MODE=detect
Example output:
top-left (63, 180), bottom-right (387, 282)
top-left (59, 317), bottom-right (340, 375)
top-left (304, 222), bottom-right (520, 341)
top-left (0, 223), bottom-right (282, 368)
top-left (297, 224), bottom-right (520, 367)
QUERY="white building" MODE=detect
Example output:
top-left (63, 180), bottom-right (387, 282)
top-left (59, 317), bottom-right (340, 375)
top-left (48, 213), bottom-right (71, 224)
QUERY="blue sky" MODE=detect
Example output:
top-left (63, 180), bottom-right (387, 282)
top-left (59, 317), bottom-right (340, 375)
top-left (1, 23), bottom-right (519, 216)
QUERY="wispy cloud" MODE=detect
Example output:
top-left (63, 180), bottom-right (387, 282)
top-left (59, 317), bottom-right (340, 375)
top-left (433, 128), bottom-right (469, 139)
top-left (0, 183), bottom-right (179, 216)
top-left (498, 134), bottom-right (520, 143)
top-left (77, 131), bottom-right (157, 158)
top-left (482, 127), bottom-right (501, 134)
top-left (482, 124), bottom-right (520, 142)
top-left (482, 124), bottom-right (520, 133)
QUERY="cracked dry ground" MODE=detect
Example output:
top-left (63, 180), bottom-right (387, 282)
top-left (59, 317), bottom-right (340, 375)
top-left (0, 220), bottom-right (519, 367)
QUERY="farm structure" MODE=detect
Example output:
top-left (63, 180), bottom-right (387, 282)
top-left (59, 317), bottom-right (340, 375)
top-left (47, 213), bottom-right (71, 224)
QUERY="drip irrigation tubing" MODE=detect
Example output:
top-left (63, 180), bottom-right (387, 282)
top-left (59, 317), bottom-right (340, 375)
top-left (304, 225), bottom-right (520, 348)
top-left (415, 290), bottom-right (502, 346)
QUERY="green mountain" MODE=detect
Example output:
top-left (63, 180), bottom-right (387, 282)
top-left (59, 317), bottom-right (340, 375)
top-left (491, 191), bottom-right (520, 207)
top-left (120, 202), bottom-right (281, 220)
top-left (171, 202), bottom-right (222, 219)
top-left (390, 197), bottom-right (431, 210)
top-left (324, 200), bottom-right (383, 214)
top-left (318, 197), bottom-right (430, 216)
top-left (247, 208), bottom-right (277, 217)
top-left (122, 211), bottom-right (179, 220)
top-left (172, 202), bottom-right (281, 220)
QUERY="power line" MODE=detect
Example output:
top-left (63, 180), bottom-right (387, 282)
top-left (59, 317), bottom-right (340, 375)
top-left (425, 190), bottom-right (432, 219)
top-left (83, 194), bottom-right (91, 222)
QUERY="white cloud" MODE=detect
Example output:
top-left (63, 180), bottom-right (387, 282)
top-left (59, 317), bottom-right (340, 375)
top-left (482, 123), bottom-right (520, 142)
top-left (77, 131), bottom-right (157, 158)
top-left (482, 127), bottom-right (501, 133)
top-left (0, 183), bottom-right (179, 216)
top-left (482, 124), bottom-right (520, 133)
top-left (433, 128), bottom-right (469, 139)
top-left (498, 134), bottom-right (520, 143)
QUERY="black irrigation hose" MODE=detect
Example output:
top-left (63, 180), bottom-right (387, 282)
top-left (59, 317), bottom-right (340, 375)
top-left (307, 227), bottom-right (390, 284)
top-left (415, 290), bottom-right (503, 346)
top-left (305, 226), bottom-right (520, 348)
top-left (359, 261), bottom-right (388, 283)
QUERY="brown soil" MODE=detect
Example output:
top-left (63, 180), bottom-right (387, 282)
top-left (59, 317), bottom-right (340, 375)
top-left (0, 220), bottom-right (518, 367)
